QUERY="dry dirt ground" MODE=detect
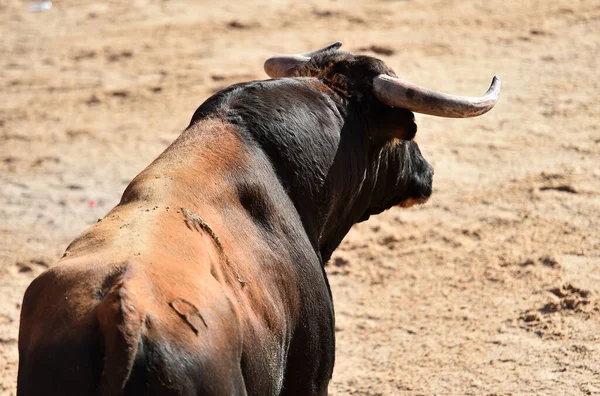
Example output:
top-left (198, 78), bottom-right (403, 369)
top-left (1, 0), bottom-right (599, 394)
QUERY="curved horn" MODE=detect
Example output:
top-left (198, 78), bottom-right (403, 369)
top-left (373, 75), bottom-right (501, 118)
top-left (264, 41), bottom-right (343, 78)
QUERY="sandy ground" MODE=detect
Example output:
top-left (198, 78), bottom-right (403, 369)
top-left (1, 0), bottom-right (599, 394)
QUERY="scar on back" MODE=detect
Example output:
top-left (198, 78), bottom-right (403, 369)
top-left (181, 208), bottom-right (224, 250)
top-left (168, 297), bottom-right (208, 335)
top-left (180, 207), bottom-right (247, 288)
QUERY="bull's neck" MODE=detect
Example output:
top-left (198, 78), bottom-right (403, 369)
top-left (232, 109), bottom-right (373, 262)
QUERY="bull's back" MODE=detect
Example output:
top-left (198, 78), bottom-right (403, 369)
top-left (17, 122), bottom-right (319, 394)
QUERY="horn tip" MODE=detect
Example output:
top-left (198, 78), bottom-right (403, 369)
top-left (329, 41), bottom-right (343, 50)
top-left (488, 75), bottom-right (501, 97)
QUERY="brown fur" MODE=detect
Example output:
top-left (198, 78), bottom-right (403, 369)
top-left (18, 120), bottom-right (279, 395)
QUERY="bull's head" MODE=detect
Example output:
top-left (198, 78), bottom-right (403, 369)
top-left (259, 42), bottom-right (500, 260)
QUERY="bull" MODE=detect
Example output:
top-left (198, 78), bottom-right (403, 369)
top-left (17, 42), bottom-right (500, 395)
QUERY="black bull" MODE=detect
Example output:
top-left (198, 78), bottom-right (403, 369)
top-left (17, 49), bottom-right (434, 395)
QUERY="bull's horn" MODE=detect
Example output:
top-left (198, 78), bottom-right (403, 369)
top-left (264, 41), bottom-right (343, 78)
top-left (372, 74), bottom-right (501, 118)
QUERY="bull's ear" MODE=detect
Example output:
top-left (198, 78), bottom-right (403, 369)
top-left (369, 106), bottom-right (417, 141)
